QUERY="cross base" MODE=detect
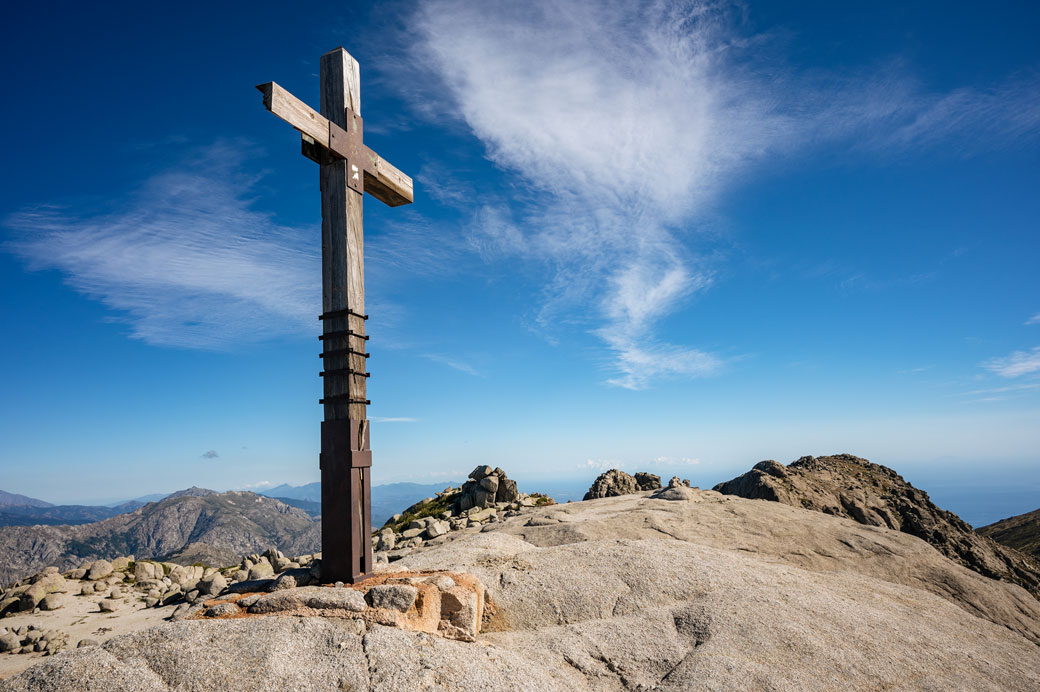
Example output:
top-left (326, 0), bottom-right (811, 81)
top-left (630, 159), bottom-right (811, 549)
top-left (320, 419), bottom-right (373, 583)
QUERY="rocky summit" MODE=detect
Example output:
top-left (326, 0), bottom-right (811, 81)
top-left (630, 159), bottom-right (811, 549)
top-left (2, 479), bottom-right (1038, 691)
top-left (713, 453), bottom-right (1040, 597)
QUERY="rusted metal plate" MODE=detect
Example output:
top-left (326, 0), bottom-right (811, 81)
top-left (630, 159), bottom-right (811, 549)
top-left (328, 109), bottom-right (367, 194)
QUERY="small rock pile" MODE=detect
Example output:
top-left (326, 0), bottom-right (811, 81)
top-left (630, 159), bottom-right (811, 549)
top-left (584, 469), bottom-right (673, 500)
top-left (374, 466), bottom-right (553, 563)
top-left (0, 624), bottom-right (70, 657)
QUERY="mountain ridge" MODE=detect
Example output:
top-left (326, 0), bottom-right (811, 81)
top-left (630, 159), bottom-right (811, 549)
top-left (0, 491), bottom-right (319, 585)
top-left (713, 453), bottom-right (1040, 597)
top-left (978, 507), bottom-right (1040, 562)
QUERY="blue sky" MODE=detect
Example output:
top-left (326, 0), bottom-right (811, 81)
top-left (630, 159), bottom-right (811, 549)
top-left (1, 1), bottom-right (1037, 524)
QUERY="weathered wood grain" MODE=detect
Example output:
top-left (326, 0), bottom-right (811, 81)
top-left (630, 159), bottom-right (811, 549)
top-left (256, 82), bottom-right (329, 146)
top-left (257, 80), bottom-right (412, 207)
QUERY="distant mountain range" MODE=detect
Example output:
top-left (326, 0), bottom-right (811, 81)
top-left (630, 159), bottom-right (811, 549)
top-left (0, 490), bottom-right (319, 585)
top-left (0, 480), bottom-right (462, 585)
top-left (258, 480), bottom-right (462, 527)
top-left (0, 489), bottom-right (52, 508)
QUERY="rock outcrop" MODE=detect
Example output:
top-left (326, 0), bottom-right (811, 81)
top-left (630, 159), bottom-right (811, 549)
top-left (978, 508), bottom-right (1040, 562)
top-left (583, 469), bottom-right (663, 500)
top-left (4, 488), bottom-right (1039, 690)
top-left (713, 454), bottom-right (1040, 597)
top-left (375, 467), bottom-right (552, 563)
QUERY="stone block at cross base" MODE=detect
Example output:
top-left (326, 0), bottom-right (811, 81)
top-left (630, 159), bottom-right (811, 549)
top-left (365, 584), bottom-right (417, 612)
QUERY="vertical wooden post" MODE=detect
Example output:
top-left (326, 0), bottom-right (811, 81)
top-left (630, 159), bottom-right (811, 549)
top-left (319, 47), bottom-right (372, 583)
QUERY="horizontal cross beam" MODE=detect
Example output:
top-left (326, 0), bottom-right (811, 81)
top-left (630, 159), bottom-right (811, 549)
top-left (256, 82), bottom-right (413, 207)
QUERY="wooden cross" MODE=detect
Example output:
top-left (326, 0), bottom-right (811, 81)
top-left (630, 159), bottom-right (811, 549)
top-left (256, 47), bottom-right (413, 583)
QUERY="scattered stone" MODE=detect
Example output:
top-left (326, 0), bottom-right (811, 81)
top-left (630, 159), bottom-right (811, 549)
top-left (237, 594), bottom-right (263, 608)
top-left (365, 584), bottom-right (417, 612)
top-left (0, 633), bottom-right (19, 652)
top-left (269, 568), bottom-right (311, 592)
top-left (205, 602), bottom-right (241, 617)
top-left (77, 639), bottom-right (99, 648)
top-left (424, 521), bottom-right (449, 539)
top-left (98, 599), bottom-right (119, 613)
top-left (144, 597), bottom-right (159, 608)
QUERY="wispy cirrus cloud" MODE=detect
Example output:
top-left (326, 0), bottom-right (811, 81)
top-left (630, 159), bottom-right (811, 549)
top-left (5, 143), bottom-right (318, 349)
top-left (982, 346), bottom-right (1040, 378)
top-left (408, 0), bottom-right (1040, 389)
top-left (422, 353), bottom-right (482, 376)
top-left (1026, 313), bottom-right (1040, 326)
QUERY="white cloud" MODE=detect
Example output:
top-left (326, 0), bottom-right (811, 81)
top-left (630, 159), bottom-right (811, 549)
top-left (579, 459), bottom-right (624, 472)
top-left (650, 456), bottom-right (701, 467)
top-left (1027, 313), bottom-right (1040, 326)
top-left (237, 480), bottom-right (273, 490)
top-left (5, 144), bottom-right (318, 349)
top-left (370, 417), bottom-right (419, 423)
top-left (422, 353), bottom-right (481, 376)
top-left (410, 0), bottom-right (1040, 389)
top-left (982, 346), bottom-right (1040, 378)
top-left (201, 450), bottom-right (219, 459)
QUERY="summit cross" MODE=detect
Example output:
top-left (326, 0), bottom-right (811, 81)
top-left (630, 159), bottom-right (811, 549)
top-left (256, 47), bottom-right (414, 583)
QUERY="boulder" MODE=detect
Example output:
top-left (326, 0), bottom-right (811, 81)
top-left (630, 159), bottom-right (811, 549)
top-left (0, 633), bottom-right (19, 652)
top-left (110, 557), bottom-right (131, 572)
top-left (424, 521), bottom-right (449, 539)
top-left (633, 472), bottom-right (662, 491)
top-left (479, 475), bottom-right (499, 494)
top-left (86, 560), bottom-right (113, 581)
top-left (168, 565), bottom-right (204, 586)
top-left (496, 478), bottom-right (519, 503)
top-left (17, 584), bottom-right (46, 612)
top-left (204, 602), bottom-right (240, 617)
top-left (98, 599), bottom-right (119, 613)
top-left (134, 561), bottom-right (162, 582)
top-left (469, 465), bottom-right (493, 480)
top-left (247, 562), bottom-right (274, 580)
top-left (198, 573), bottom-right (227, 596)
top-left (39, 595), bottom-right (62, 611)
